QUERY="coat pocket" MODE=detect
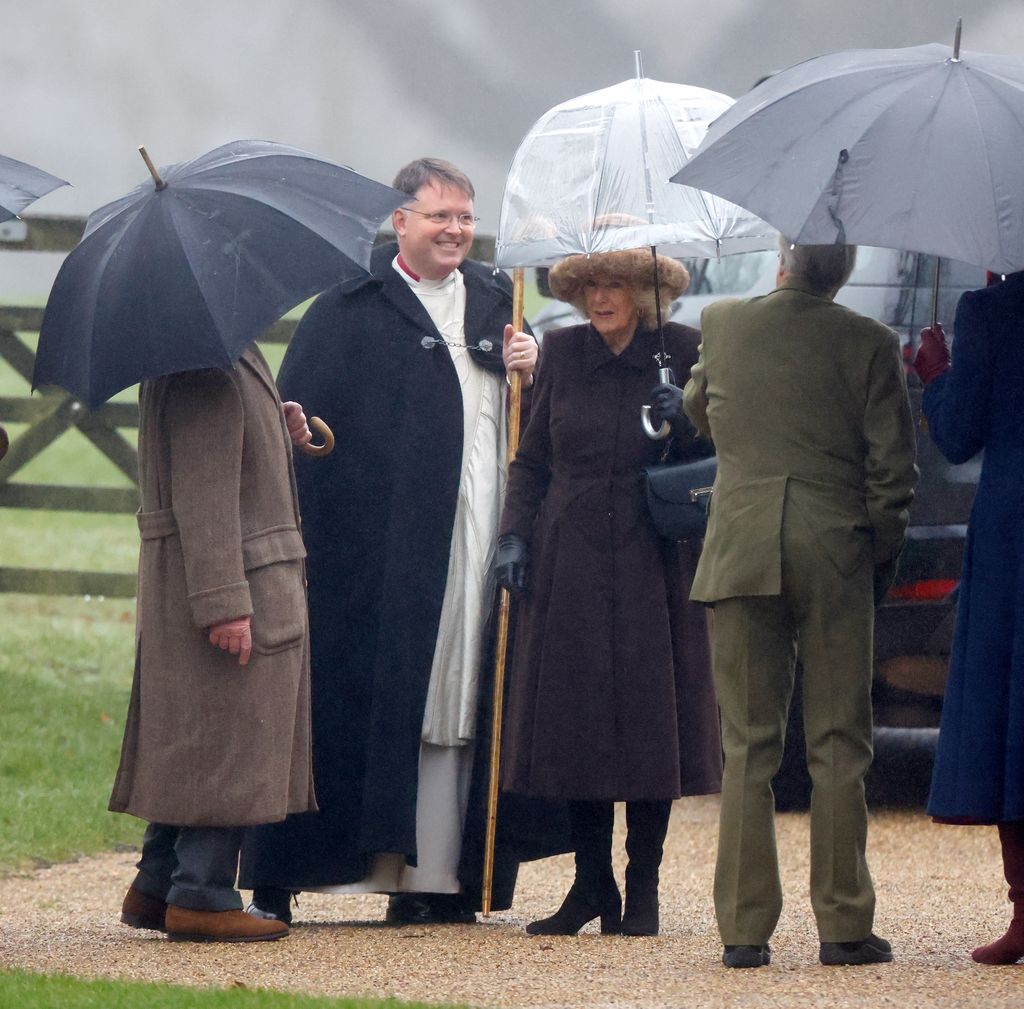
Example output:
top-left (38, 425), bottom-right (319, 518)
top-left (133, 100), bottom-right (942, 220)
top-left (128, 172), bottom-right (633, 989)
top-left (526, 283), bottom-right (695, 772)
top-left (243, 526), bottom-right (307, 655)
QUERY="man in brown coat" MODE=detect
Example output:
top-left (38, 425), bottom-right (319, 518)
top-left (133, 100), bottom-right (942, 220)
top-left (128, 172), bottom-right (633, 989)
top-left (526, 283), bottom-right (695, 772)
top-left (109, 345), bottom-right (317, 943)
top-left (684, 240), bottom-right (917, 968)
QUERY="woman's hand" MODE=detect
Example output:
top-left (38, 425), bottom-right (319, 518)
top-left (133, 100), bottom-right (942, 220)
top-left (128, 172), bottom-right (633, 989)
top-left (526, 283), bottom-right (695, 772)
top-left (913, 325), bottom-right (951, 386)
top-left (648, 382), bottom-right (684, 427)
top-left (494, 533), bottom-right (529, 594)
top-left (502, 325), bottom-right (537, 385)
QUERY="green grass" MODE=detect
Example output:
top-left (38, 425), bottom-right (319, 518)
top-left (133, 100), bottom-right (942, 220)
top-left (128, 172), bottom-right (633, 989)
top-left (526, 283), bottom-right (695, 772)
top-left (0, 971), bottom-right (454, 1009)
top-left (0, 594), bottom-right (140, 869)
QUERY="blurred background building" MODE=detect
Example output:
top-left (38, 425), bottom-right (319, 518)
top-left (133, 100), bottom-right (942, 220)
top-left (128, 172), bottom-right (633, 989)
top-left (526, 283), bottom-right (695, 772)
top-left (3, 0), bottom-right (1022, 297)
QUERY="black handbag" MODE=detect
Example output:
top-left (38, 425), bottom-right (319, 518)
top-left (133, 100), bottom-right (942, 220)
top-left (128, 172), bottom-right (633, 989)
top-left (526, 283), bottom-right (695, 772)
top-left (642, 454), bottom-right (717, 541)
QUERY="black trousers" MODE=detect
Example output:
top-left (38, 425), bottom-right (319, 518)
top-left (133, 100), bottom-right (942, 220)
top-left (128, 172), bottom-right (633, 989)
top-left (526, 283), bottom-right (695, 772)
top-left (132, 822), bottom-right (244, 911)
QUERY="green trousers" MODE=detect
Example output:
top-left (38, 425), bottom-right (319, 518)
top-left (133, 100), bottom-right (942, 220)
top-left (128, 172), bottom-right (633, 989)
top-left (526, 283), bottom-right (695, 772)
top-left (711, 527), bottom-right (876, 944)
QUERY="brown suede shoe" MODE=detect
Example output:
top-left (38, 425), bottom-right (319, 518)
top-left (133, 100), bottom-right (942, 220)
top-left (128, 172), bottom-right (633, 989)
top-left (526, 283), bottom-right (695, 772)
top-left (165, 905), bottom-right (289, 943)
top-left (120, 885), bottom-right (167, 932)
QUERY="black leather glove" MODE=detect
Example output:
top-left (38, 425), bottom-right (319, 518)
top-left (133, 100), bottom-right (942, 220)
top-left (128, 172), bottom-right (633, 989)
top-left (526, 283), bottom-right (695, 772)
top-left (873, 556), bottom-right (899, 607)
top-left (494, 533), bottom-right (529, 594)
top-left (648, 382), bottom-right (684, 428)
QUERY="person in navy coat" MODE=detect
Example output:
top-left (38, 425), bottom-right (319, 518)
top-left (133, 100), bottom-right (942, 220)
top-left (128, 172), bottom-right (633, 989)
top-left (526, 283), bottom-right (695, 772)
top-left (915, 271), bottom-right (1024, 964)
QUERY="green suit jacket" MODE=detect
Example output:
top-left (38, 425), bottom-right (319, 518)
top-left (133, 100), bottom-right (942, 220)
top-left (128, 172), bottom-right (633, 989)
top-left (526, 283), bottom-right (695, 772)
top-left (683, 278), bottom-right (918, 603)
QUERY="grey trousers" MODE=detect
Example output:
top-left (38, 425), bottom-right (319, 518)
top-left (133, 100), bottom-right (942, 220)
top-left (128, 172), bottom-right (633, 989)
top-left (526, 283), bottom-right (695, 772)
top-left (132, 822), bottom-right (244, 911)
top-left (711, 526), bottom-right (877, 945)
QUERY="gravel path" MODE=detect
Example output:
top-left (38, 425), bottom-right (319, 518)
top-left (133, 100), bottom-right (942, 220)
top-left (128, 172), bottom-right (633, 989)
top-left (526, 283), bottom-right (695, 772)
top-left (1, 797), bottom-right (1022, 1008)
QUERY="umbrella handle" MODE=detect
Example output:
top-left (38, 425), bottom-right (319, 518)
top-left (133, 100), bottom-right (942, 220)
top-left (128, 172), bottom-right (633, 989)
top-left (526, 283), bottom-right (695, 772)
top-left (641, 366), bottom-right (674, 440)
top-left (300, 416), bottom-right (335, 457)
top-left (641, 406), bottom-right (671, 440)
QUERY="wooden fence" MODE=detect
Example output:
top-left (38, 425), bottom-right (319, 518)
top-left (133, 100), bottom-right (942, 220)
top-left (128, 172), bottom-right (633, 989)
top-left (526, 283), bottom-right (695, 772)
top-left (0, 215), bottom-right (498, 597)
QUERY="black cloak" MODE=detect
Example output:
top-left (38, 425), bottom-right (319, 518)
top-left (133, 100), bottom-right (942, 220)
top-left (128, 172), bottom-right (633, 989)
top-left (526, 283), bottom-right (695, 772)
top-left (239, 244), bottom-right (566, 909)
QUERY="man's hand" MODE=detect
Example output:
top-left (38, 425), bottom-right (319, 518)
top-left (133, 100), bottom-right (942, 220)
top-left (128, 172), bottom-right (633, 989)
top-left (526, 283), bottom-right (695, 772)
top-left (913, 325), bottom-right (951, 386)
top-left (282, 401), bottom-right (312, 447)
top-left (209, 617), bottom-right (253, 665)
top-left (502, 325), bottom-right (537, 385)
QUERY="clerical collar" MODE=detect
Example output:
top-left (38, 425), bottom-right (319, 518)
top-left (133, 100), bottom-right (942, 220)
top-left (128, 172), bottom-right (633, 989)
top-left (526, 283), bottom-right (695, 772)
top-left (392, 255), bottom-right (458, 292)
top-left (396, 254), bottom-right (420, 282)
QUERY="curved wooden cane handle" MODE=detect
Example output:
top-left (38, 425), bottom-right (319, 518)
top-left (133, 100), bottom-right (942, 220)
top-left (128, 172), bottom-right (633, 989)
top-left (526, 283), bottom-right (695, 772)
top-left (300, 416), bottom-right (335, 457)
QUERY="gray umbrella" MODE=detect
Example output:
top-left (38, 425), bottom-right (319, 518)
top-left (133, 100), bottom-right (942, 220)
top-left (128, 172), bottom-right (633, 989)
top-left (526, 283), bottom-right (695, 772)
top-left (0, 153), bottom-right (68, 223)
top-left (672, 24), bottom-right (1024, 275)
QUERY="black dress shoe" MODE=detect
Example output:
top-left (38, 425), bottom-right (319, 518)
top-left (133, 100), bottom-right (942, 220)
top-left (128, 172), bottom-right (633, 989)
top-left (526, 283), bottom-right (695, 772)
top-left (722, 944), bottom-right (771, 968)
top-left (246, 886), bottom-right (296, 925)
top-left (819, 933), bottom-right (892, 965)
top-left (385, 893), bottom-right (477, 926)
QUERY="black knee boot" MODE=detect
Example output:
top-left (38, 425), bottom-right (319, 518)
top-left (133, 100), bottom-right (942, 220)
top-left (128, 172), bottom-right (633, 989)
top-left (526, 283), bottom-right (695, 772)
top-left (526, 800), bottom-right (621, 935)
top-left (621, 800), bottom-right (671, 936)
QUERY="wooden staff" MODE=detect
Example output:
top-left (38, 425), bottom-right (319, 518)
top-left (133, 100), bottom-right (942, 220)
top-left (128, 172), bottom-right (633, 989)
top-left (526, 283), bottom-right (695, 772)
top-left (482, 266), bottom-right (525, 915)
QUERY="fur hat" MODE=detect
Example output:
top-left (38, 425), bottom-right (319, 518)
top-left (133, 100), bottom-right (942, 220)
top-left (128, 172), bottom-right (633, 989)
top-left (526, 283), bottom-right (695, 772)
top-left (548, 248), bottom-right (690, 319)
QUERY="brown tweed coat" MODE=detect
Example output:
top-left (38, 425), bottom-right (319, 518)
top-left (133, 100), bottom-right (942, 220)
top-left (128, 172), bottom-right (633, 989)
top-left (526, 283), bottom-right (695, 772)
top-left (109, 345), bottom-right (316, 827)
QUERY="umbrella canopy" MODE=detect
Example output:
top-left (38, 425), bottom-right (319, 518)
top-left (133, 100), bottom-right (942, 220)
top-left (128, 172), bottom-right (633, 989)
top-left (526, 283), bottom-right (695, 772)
top-left (34, 139), bottom-right (406, 408)
top-left (495, 71), bottom-right (776, 268)
top-left (0, 153), bottom-right (68, 223)
top-left (672, 37), bottom-right (1024, 274)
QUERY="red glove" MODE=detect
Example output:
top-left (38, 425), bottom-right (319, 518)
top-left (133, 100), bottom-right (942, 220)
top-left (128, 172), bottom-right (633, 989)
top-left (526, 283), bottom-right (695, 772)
top-left (209, 617), bottom-right (252, 666)
top-left (913, 324), bottom-right (951, 386)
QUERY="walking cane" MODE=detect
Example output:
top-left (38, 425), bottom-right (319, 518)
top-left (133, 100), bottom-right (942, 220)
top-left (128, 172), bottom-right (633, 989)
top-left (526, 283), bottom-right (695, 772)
top-left (481, 266), bottom-right (525, 915)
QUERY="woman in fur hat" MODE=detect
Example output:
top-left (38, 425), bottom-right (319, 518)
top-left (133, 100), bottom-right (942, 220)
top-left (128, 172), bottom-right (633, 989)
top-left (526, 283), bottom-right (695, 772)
top-left (494, 249), bottom-right (722, 936)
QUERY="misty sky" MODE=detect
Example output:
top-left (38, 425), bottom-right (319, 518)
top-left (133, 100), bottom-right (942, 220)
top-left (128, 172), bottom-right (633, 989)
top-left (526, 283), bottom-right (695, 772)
top-left (5, 0), bottom-right (1024, 231)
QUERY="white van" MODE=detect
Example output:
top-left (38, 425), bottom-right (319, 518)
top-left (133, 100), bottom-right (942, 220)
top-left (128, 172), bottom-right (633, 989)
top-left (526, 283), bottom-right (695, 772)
top-left (671, 247), bottom-right (986, 349)
top-left (531, 247), bottom-right (986, 350)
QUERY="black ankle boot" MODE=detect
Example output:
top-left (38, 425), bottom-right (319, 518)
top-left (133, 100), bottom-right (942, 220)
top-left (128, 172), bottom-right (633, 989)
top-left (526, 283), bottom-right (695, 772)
top-left (620, 800), bottom-right (671, 936)
top-left (525, 882), bottom-right (622, 935)
top-left (527, 800), bottom-right (621, 936)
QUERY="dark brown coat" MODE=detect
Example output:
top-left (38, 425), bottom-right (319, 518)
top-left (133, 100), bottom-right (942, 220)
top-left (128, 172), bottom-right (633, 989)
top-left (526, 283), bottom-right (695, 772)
top-left (499, 322), bottom-right (723, 801)
top-left (109, 346), bottom-right (316, 827)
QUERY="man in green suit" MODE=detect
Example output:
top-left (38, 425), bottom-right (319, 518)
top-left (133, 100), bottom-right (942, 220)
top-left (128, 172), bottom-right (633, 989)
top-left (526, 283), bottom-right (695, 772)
top-left (683, 239), bottom-right (917, 969)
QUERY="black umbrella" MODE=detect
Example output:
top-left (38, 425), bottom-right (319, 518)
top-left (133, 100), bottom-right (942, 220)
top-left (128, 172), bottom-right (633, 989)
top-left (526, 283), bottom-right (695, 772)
top-left (0, 153), bottom-right (68, 223)
top-left (34, 139), bottom-right (406, 408)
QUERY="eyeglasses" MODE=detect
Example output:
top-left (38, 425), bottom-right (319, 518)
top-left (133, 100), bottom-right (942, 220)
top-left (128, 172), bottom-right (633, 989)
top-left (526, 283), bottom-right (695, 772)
top-left (401, 207), bottom-right (479, 229)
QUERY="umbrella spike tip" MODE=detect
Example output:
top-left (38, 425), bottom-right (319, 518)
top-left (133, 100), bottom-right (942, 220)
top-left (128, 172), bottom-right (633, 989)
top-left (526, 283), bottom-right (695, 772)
top-left (137, 145), bottom-right (166, 190)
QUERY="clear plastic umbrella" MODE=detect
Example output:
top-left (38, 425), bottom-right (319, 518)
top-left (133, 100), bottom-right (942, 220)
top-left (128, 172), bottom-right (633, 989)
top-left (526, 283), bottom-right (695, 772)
top-left (494, 55), bottom-right (777, 269)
